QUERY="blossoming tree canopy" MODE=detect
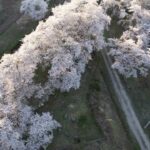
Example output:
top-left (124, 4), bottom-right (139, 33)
top-left (0, 0), bottom-right (110, 149)
top-left (103, 0), bottom-right (150, 77)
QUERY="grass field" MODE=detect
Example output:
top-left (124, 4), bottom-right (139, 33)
top-left (34, 53), bottom-right (136, 150)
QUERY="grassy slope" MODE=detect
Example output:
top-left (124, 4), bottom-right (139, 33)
top-left (0, 0), bottom-right (38, 57)
top-left (0, 19), bottom-right (38, 56)
top-left (35, 53), bottom-right (135, 150)
top-left (0, 0), bottom-right (66, 57)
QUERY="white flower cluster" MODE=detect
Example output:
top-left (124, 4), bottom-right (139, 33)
top-left (0, 106), bottom-right (60, 150)
top-left (20, 0), bottom-right (49, 20)
top-left (109, 37), bottom-right (150, 77)
top-left (104, 0), bottom-right (150, 77)
top-left (0, 0), bottom-right (110, 149)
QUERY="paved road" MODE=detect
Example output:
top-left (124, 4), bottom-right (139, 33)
top-left (101, 49), bottom-right (150, 150)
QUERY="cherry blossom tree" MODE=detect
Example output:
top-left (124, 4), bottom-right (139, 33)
top-left (0, 0), bottom-right (110, 149)
top-left (20, 0), bottom-right (49, 20)
top-left (103, 0), bottom-right (150, 77)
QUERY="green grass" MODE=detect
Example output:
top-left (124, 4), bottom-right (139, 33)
top-left (0, 20), bottom-right (38, 57)
top-left (33, 64), bottom-right (52, 85)
top-left (38, 70), bottom-right (104, 149)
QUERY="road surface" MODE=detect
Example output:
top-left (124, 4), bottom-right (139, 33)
top-left (101, 49), bottom-right (150, 150)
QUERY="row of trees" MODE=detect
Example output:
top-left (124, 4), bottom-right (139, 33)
top-left (0, 0), bottom-right (110, 149)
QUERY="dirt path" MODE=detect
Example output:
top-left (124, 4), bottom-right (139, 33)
top-left (101, 49), bottom-right (150, 150)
